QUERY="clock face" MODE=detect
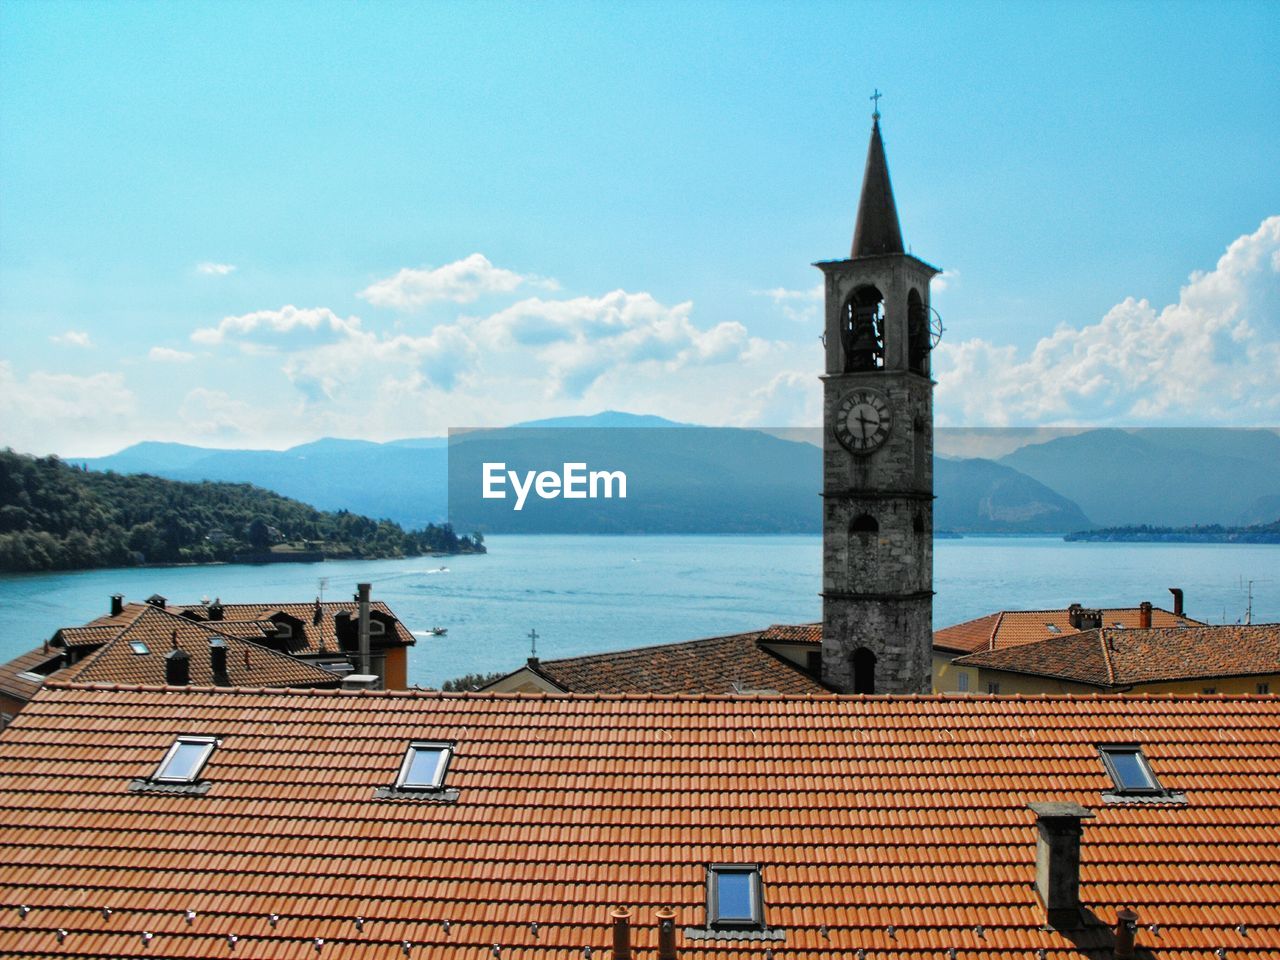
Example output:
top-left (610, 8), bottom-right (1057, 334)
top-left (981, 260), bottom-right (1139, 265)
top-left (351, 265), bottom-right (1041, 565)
top-left (834, 389), bottom-right (892, 454)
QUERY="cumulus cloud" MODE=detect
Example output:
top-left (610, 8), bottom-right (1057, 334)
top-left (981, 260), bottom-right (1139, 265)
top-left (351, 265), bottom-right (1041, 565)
top-left (148, 346), bottom-right (195, 363)
top-left (50, 330), bottom-right (92, 348)
top-left (470, 290), bottom-right (761, 398)
top-left (934, 216), bottom-right (1280, 426)
top-left (755, 282), bottom-right (824, 324)
top-left (191, 305), bottom-right (363, 347)
top-left (196, 262), bottom-right (236, 276)
top-left (359, 253), bottom-right (558, 309)
top-left (0, 361), bottom-right (136, 454)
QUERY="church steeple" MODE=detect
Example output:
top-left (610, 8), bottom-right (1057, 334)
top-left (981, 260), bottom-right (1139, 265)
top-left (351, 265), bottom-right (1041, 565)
top-left (850, 116), bottom-right (904, 258)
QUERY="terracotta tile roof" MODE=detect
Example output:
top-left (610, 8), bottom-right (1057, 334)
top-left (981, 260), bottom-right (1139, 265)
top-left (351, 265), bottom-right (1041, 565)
top-left (72, 606), bottom-right (343, 689)
top-left (958, 624), bottom-right (1280, 688)
top-left (528, 630), bottom-right (829, 694)
top-left (1, 686), bottom-right (1278, 958)
top-left (170, 600), bottom-right (417, 653)
top-left (759, 622), bottom-right (822, 643)
top-left (52, 624), bottom-right (123, 648)
top-left (935, 607), bottom-right (1204, 654)
top-left (0, 647), bottom-right (60, 702)
top-left (6, 607), bottom-right (340, 703)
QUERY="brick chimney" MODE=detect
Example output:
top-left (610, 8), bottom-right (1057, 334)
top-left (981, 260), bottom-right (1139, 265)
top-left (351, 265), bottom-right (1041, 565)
top-left (1168, 587), bottom-right (1184, 617)
top-left (110, 595), bottom-right (124, 617)
top-left (209, 637), bottom-right (230, 686)
top-left (610, 908), bottom-right (632, 960)
top-left (165, 635), bottom-right (190, 686)
top-left (1138, 601), bottom-right (1153, 629)
top-left (655, 907), bottom-right (677, 960)
top-left (1028, 801), bottom-right (1095, 928)
top-left (1114, 907), bottom-right (1139, 960)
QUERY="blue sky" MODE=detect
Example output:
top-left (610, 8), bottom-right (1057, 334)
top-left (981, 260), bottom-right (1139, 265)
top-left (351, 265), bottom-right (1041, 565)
top-left (2, 0), bottom-right (1277, 454)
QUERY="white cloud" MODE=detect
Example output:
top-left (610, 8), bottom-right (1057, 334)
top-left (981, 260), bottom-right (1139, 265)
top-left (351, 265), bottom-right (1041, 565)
top-left (934, 216), bottom-right (1280, 426)
top-left (196, 262), bottom-right (236, 276)
top-left (50, 330), bottom-right (92, 348)
top-left (359, 253), bottom-right (558, 309)
top-left (932, 269), bottom-right (959, 294)
top-left (754, 282), bottom-right (823, 323)
top-left (0, 362), bottom-right (137, 455)
top-left (148, 346), bottom-right (195, 363)
top-left (192, 305), bottom-right (363, 347)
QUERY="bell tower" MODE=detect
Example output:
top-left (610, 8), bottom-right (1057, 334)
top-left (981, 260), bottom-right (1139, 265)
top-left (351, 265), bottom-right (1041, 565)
top-left (816, 103), bottom-right (939, 695)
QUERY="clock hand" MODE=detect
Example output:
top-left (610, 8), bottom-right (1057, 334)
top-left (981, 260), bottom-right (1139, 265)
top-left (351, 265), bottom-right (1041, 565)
top-left (856, 412), bottom-right (876, 437)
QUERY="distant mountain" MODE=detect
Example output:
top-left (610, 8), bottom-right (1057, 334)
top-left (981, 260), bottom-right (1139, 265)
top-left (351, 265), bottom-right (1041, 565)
top-left (934, 459), bottom-right (1091, 533)
top-left (1000, 428), bottom-right (1280, 527)
top-left (90, 416), bottom-right (1272, 536)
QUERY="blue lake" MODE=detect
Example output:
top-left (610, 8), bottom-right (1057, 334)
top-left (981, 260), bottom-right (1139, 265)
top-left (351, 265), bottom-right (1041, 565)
top-left (0, 536), bottom-right (1274, 688)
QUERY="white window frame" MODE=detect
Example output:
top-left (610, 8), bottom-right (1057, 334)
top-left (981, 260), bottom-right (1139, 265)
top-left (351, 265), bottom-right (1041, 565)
top-left (395, 741), bottom-right (453, 791)
top-left (152, 736), bottom-right (219, 784)
top-left (129, 641), bottom-right (150, 655)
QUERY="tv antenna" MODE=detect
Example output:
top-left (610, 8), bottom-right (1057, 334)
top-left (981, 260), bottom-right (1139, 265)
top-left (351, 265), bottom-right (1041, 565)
top-left (1241, 577), bottom-right (1272, 625)
top-left (528, 628), bottom-right (539, 660)
top-left (317, 577), bottom-right (329, 603)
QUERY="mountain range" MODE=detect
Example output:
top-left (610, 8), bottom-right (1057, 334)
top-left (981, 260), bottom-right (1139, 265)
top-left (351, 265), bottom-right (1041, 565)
top-left (71, 417), bottom-right (1279, 535)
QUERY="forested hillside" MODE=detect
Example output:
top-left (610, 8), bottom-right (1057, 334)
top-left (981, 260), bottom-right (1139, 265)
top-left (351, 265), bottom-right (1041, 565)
top-left (0, 450), bottom-right (484, 572)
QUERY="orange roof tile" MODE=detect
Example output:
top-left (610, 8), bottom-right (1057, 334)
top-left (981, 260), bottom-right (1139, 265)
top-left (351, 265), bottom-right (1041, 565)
top-left (0, 687), bottom-right (1277, 958)
top-left (523, 631), bottom-right (829, 694)
top-left (170, 600), bottom-right (417, 653)
top-left (759, 623), bottom-right (822, 644)
top-left (935, 607), bottom-right (1204, 654)
top-left (958, 624), bottom-right (1280, 688)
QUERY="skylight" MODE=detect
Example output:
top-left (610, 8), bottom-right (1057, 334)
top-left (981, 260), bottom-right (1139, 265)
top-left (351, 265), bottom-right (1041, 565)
top-left (706, 865), bottom-right (763, 928)
top-left (1045, 624), bottom-right (1061, 634)
top-left (395, 742), bottom-right (453, 791)
top-left (152, 736), bottom-right (218, 783)
top-left (1099, 745), bottom-right (1164, 794)
top-left (129, 641), bottom-right (150, 655)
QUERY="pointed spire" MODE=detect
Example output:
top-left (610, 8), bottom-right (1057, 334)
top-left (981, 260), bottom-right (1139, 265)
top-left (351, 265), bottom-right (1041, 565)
top-left (850, 111), bottom-right (904, 259)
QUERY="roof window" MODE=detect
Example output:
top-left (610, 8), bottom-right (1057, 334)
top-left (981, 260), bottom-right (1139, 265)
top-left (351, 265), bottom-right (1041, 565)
top-left (1045, 624), bottom-right (1061, 634)
top-left (396, 742), bottom-right (452, 790)
top-left (153, 736), bottom-right (218, 783)
top-left (1100, 744), bottom-right (1168, 793)
top-left (129, 641), bottom-right (150, 655)
top-left (706, 865), bottom-right (763, 928)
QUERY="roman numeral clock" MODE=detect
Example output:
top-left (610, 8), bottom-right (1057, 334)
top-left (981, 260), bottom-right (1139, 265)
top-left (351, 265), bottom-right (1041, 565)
top-left (815, 101), bottom-right (942, 697)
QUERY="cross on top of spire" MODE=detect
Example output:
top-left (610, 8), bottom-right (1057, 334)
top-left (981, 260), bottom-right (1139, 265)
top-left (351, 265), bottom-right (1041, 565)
top-left (870, 88), bottom-right (883, 120)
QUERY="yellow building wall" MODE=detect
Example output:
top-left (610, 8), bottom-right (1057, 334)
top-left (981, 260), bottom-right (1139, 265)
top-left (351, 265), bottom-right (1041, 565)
top-left (972, 669), bottom-right (1102, 695)
top-left (932, 652), bottom-right (978, 694)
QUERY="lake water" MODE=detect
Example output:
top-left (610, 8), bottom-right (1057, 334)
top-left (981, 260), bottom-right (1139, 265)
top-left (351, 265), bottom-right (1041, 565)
top-left (0, 535), bottom-right (1274, 688)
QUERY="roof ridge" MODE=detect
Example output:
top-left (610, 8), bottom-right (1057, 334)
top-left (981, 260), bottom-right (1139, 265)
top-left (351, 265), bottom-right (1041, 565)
top-left (1097, 628), bottom-right (1117, 686)
top-left (539, 629), bottom-right (766, 666)
top-left (39, 681), bottom-right (1280, 702)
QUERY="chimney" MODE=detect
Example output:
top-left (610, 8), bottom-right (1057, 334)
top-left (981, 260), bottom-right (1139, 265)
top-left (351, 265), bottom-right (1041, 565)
top-left (1114, 907), bottom-right (1139, 960)
top-left (356, 583), bottom-right (372, 677)
top-left (610, 908), bottom-right (632, 960)
top-left (165, 636), bottom-right (190, 686)
top-left (1028, 801), bottom-right (1095, 928)
top-left (1067, 603), bottom-right (1083, 629)
top-left (341, 674), bottom-right (380, 691)
top-left (1169, 587), bottom-right (1184, 617)
top-left (147, 594), bottom-right (167, 609)
top-left (655, 907), bottom-right (677, 960)
top-left (1138, 601), bottom-right (1152, 630)
top-left (110, 594), bottom-right (124, 617)
top-left (208, 598), bottom-right (224, 622)
top-left (209, 637), bottom-right (230, 686)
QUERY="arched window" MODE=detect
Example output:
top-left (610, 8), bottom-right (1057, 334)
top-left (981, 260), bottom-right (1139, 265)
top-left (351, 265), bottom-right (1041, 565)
top-left (907, 288), bottom-right (929, 375)
top-left (841, 286), bottom-right (884, 372)
top-left (852, 647), bottom-right (877, 694)
top-left (913, 512), bottom-right (925, 534)
top-left (850, 514), bottom-right (879, 534)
